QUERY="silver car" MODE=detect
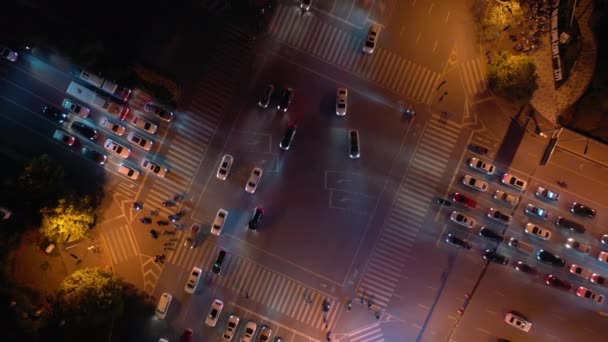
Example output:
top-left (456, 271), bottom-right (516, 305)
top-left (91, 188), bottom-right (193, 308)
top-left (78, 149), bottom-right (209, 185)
top-left (569, 264), bottom-right (593, 280)
top-left (468, 157), bottom-right (495, 175)
top-left (336, 88), bottom-right (348, 116)
top-left (245, 167), bottom-right (263, 194)
top-left (450, 211), bottom-right (476, 228)
top-left (104, 139), bottom-right (131, 158)
top-left (222, 315), bottom-right (240, 341)
top-left (132, 115), bottom-right (158, 134)
top-left (524, 204), bottom-right (548, 220)
top-left (127, 132), bottom-right (153, 151)
top-left (462, 175), bottom-right (488, 191)
top-left (565, 238), bottom-right (591, 254)
top-left (210, 209), bottom-right (228, 236)
top-left (493, 190), bottom-right (519, 206)
top-left (141, 159), bottom-right (168, 178)
top-left (216, 154), bottom-right (234, 180)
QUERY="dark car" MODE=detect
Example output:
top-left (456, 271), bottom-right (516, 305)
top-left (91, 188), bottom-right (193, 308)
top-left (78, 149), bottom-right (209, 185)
top-left (144, 102), bottom-right (173, 121)
top-left (71, 121), bottom-right (99, 140)
top-left (453, 192), bottom-right (477, 208)
top-left (248, 207), bottom-right (265, 230)
top-left (556, 216), bottom-right (585, 234)
top-left (514, 261), bottom-right (536, 274)
top-left (483, 249), bottom-right (509, 265)
top-left (81, 147), bottom-right (107, 165)
top-left (545, 274), bottom-right (572, 291)
top-left (212, 250), bottom-right (227, 275)
top-left (279, 122), bottom-right (297, 150)
top-left (258, 84), bottom-right (275, 108)
top-left (445, 234), bottom-right (472, 249)
top-left (41, 105), bottom-right (68, 123)
top-left (277, 87), bottom-right (294, 112)
top-left (479, 227), bottom-right (504, 242)
top-left (537, 249), bottom-right (566, 267)
top-left (349, 129), bottom-right (360, 159)
top-left (571, 202), bottom-right (596, 218)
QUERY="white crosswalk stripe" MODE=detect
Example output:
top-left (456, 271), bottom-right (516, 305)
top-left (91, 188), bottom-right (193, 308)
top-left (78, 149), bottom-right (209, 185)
top-left (103, 224), bottom-right (138, 264)
top-left (268, 4), bottom-right (441, 104)
top-left (460, 57), bottom-right (488, 98)
top-left (348, 323), bottom-right (385, 342)
top-left (358, 114), bottom-right (462, 310)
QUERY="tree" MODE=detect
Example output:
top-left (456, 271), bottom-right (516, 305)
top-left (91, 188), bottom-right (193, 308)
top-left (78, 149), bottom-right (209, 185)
top-left (40, 196), bottom-right (95, 243)
top-left (18, 154), bottom-right (65, 208)
top-left (488, 51), bottom-right (538, 104)
top-left (481, 0), bottom-right (524, 41)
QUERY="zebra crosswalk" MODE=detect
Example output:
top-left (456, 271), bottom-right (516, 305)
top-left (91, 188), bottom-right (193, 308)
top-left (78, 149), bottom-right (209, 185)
top-left (460, 57), bottom-right (489, 98)
top-left (358, 114), bottom-right (463, 310)
top-left (268, 4), bottom-right (441, 104)
top-left (347, 323), bottom-right (385, 342)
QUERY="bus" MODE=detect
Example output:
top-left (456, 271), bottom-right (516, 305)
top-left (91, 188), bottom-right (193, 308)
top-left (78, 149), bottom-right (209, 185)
top-left (66, 82), bottom-right (129, 121)
top-left (77, 69), bottom-right (132, 102)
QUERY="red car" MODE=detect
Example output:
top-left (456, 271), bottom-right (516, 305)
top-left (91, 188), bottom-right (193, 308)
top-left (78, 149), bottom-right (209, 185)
top-left (453, 193), bottom-right (477, 208)
top-left (545, 275), bottom-right (572, 291)
top-left (181, 328), bottom-right (193, 342)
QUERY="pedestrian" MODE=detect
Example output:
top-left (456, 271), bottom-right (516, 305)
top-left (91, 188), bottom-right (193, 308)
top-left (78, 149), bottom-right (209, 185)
top-left (346, 299), bottom-right (352, 311)
top-left (245, 291), bottom-right (250, 299)
top-left (375, 311), bottom-right (381, 319)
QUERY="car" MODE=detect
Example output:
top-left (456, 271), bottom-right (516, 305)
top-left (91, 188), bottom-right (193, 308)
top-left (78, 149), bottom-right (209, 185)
top-left (445, 233), bottom-right (472, 249)
top-left (205, 299), bottom-right (224, 327)
top-left (300, 0), bottom-right (312, 11)
top-left (144, 102), bottom-right (173, 121)
top-left (591, 273), bottom-right (607, 286)
top-left (501, 173), bottom-right (527, 191)
top-left (536, 249), bottom-right (565, 267)
top-left (222, 315), bottom-right (240, 341)
top-left (504, 312), bottom-right (532, 332)
top-left (216, 154), bottom-right (234, 180)
top-left (212, 250), bottom-right (227, 275)
top-left (523, 223), bottom-right (551, 240)
top-left (336, 87), bottom-right (348, 116)
top-left (598, 251), bottom-right (608, 263)
top-left (81, 147), bottom-right (107, 165)
top-left (487, 208), bottom-right (512, 224)
top-left (132, 115), bottom-right (158, 134)
top-left (602, 234), bottom-right (608, 245)
top-left (104, 139), bottom-right (130, 158)
top-left (565, 238), bottom-right (591, 254)
top-left (524, 204), bottom-right (548, 219)
top-left (211, 209), bottom-right (228, 236)
top-left (248, 207), bottom-right (264, 230)
top-left (468, 157), bottom-right (495, 175)
top-left (258, 84), bottom-right (275, 108)
top-left (363, 23), bottom-right (381, 54)
top-left (349, 129), bottom-right (360, 159)
top-left (155, 292), bottom-right (172, 320)
top-left (117, 164), bottom-right (140, 180)
top-left (181, 328), bottom-right (193, 342)
top-left (535, 186), bottom-right (559, 201)
top-left (483, 249), bottom-right (509, 265)
top-left (62, 99), bottom-right (90, 117)
top-left (127, 132), bottom-right (153, 151)
top-left (507, 238), bottom-right (536, 254)
top-left (479, 227), bottom-right (504, 242)
top-left (245, 167), bottom-right (263, 194)
top-left (242, 321), bottom-right (258, 342)
top-left (279, 122), bottom-right (297, 150)
top-left (71, 121), bottom-right (98, 140)
top-left (184, 224), bottom-right (200, 249)
top-left (556, 216), bottom-right (586, 234)
top-left (569, 264), bottom-right (593, 280)
top-left (0, 207), bottom-right (12, 220)
top-left (450, 211), bottom-right (476, 228)
top-left (41, 105), bottom-right (68, 123)
top-left (0, 46), bottom-right (18, 62)
top-left (258, 326), bottom-right (272, 342)
top-left (277, 88), bottom-right (294, 112)
top-left (461, 175), bottom-right (488, 191)
top-left (99, 118), bottom-right (126, 136)
top-left (514, 261), bottom-right (536, 274)
top-left (52, 130), bottom-right (75, 146)
top-left (571, 202), bottom-right (596, 218)
top-left (453, 192), bottom-right (477, 208)
top-left (493, 190), bottom-right (519, 206)
top-left (576, 286), bottom-right (604, 304)
top-left (141, 159), bottom-right (168, 177)
top-left (184, 267), bottom-right (202, 293)
top-left (545, 275), bottom-right (572, 291)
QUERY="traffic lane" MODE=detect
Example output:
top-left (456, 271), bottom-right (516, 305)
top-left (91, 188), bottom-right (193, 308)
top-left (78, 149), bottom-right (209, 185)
top-left (1, 53), bottom-right (74, 96)
top-left (549, 147), bottom-right (608, 193)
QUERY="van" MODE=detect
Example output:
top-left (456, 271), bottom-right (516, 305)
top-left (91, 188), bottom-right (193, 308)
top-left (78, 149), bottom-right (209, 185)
top-left (155, 292), bottom-right (172, 319)
top-left (556, 216), bottom-right (585, 234)
top-left (79, 69), bottom-right (105, 88)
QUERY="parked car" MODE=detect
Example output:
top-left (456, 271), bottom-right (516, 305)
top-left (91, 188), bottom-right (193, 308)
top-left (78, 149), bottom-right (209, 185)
top-left (501, 173), bottom-right (527, 191)
top-left (141, 159), bottom-right (168, 177)
top-left (248, 207), bottom-right (264, 230)
top-left (336, 87), bottom-right (348, 116)
top-left (99, 118), bottom-right (126, 136)
top-left (41, 105), bottom-right (68, 123)
top-left (104, 139), bottom-right (130, 158)
top-left (564, 238), bottom-right (591, 254)
top-left (493, 190), bottom-right (519, 206)
top-left (242, 321), bottom-right (258, 342)
top-left (184, 267), bottom-right (202, 293)
top-left (598, 251), bottom-right (608, 264)
top-left (222, 315), bottom-right (240, 341)
top-left (576, 286), bottom-right (604, 304)
top-left (132, 115), bottom-right (158, 134)
top-left (571, 202), bottom-right (596, 218)
top-left (279, 122), bottom-right (297, 150)
top-left (258, 326), bottom-right (272, 342)
top-left (117, 164), bottom-right (140, 180)
top-left (545, 274), bottom-right (572, 291)
top-left (277, 88), bottom-right (294, 112)
top-left (468, 157), bottom-right (495, 175)
top-left (556, 216), bottom-right (585, 234)
top-left (569, 264), bottom-right (593, 280)
top-left (445, 234), bottom-right (472, 249)
top-left (205, 299), bottom-right (224, 327)
top-left (536, 249), bottom-right (565, 267)
top-left (155, 292), bottom-right (172, 320)
top-left (453, 192), bottom-right (477, 208)
top-left (52, 130), bottom-right (75, 146)
top-left (62, 98), bottom-right (90, 117)
top-left (504, 312), bottom-right (532, 332)
top-left (483, 249), bottom-right (509, 265)
top-left (212, 250), bottom-right (227, 275)
top-left (349, 129), bottom-right (360, 159)
top-left (144, 102), bottom-right (173, 121)
top-left (479, 227), bottom-right (504, 242)
top-left (487, 208), bottom-right (512, 224)
top-left (127, 132), bottom-right (153, 151)
top-left (0, 46), bottom-right (18, 62)
top-left (362, 23), bottom-right (381, 54)
top-left (450, 211), bottom-right (476, 228)
top-left (514, 261), bottom-right (536, 275)
top-left (462, 175), bottom-right (488, 191)
top-left (71, 121), bottom-right (98, 140)
top-left (216, 154), bottom-right (234, 181)
top-left (245, 167), bottom-right (263, 194)
top-left (535, 186), bottom-right (559, 201)
top-left (525, 204), bottom-right (548, 219)
top-left (211, 209), bottom-right (228, 236)
top-left (258, 84), bottom-right (275, 108)
top-left (591, 273), bottom-right (607, 286)
top-left (81, 147), bottom-right (107, 165)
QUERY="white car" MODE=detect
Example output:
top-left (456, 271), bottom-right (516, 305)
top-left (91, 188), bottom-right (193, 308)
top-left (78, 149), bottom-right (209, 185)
top-left (493, 190), bottom-right (519, 206)
top-left (62, 99), bottom-right (90, 117)
top-left (598, 251), bottom-right (608, 263)
top-left (117, 164), bottom-right (140, 180)
top-left (524, 223), bottom-right (552, 240)
top-left (336, 88), bottom-right (348, 116)
top-left (524, 204), bottom-right (548, 220)
top-left (565, 238), bottom-right (591, 254)
top-left (569, 264), bottom-right (593, 280)
top-left (362, 23), bottom-right (380, 54)
top-left (245, 167), bottom-right (263, 194)
top-left (211, 209), bottom-right (228, 236)
top-left (99, 118), bottom-right (126, 136)
top-left (501, 173), bottom-right (527, 191)
top-left (127, 132), bottom-right (153, 151)
top-left (141, 159), bottom-right (168, 178)
top-left (222, 315), bottom-right (240, 341)
top-left (216, 154), bottom-right (234, 180)
top-left (184, 267), bottom-right (202, 294)
top-left (535, 186), bottom-right (559, 201)
top-left (450, 211), bottom-right (476, 228)
top-left (0, 46), bottom-right (18, 62)
top-left (504, 312), bottom-right (532, 332)
top-left (104, 139), bottom-right (131, 158)
top-left (241, 321), bottom-right (257, 342)
top-left (577, 286), bottom-right (604, 304)
top-left (258, 326), bottom-right (272, 342)
top-left (132, 115), bottom-right (158, 134)
top-left (205, 299), bottom-right (224, 327)
top-left (462, 175), bottom-right (488, 191)
top-left (487, 208), bottom-right (512, 224)
top-left (468, 157), bottom-right (495, 175)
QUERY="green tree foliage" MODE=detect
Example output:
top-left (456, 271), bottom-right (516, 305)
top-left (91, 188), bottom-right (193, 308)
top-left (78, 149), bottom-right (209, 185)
top-left (488, 51), bottom-right (538, 104)
top-left (482, 0), bottom-right (524, 41)
top-left (40, 196), bottom-right (95, 243)
top-left (18, 154), bottom-right (65, 207)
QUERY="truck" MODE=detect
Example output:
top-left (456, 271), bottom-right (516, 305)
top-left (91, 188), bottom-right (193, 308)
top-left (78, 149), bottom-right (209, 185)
top-left (66, 82), bottom-right (130, 121)
top-left (507, 237), bottom-right (536, 254)
top-left (77, 69), bottom-right (132, 102)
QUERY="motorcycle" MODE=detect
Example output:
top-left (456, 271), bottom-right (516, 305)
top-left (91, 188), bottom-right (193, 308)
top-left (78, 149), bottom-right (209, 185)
top-left (436, 199), bottom-right (452, 206)
top-left (133, 202), bottom-right (143, 211)
top-left (140, 217), bottom-right (152, 224)
top-left (149, 229), bottom-right (159, 239)
top-left (157, 220), bottom-right (170, 226)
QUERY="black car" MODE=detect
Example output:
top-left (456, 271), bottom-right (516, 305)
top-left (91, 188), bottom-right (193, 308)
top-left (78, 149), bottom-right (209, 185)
top-left (81, 147), bottom-right (107, 165)
top-left (71, 121), bottom-right (99, 140)
top-left (556, 216), bottom-right (586, 234)
top-left (279, 122), bottom-right (297, 150)
top-left (41, 105), bottom-right (68, 123)
top-left (212, 249), bottom-right (227, 275)
top-left (514, 261), bottom-right (536, 274)
top-left (349, 129), bottom-right (360, 159)
top-left (545, 274), bottom-right (572, 291)
top-left (536, 249), bottom-right (566, 267)
top-left (258, 84), bottom-right (274, 108)
top-left (277, 87), bottom-right (294, 112)
top-left (483, 249), bottom-right (509, 265)
top-left (479, 227), bottom-right (504, 242)
top-left (144, 102), bottom-right (173, 121)
top-left (445, 234), bottom-right (472, 249)
top-left (248, 207), bottom-right (265, 230)
top-left (571, 202), bottom-right (596, 218)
